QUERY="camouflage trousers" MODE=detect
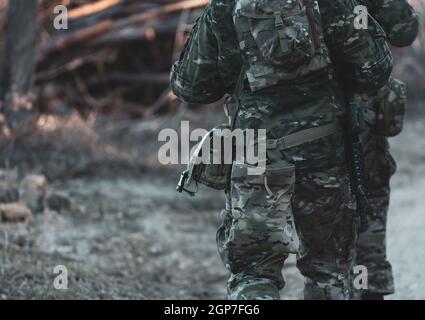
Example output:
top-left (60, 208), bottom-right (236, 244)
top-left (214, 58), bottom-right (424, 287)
top-left (216, 135), bottom-right (359, 300)
top-left (355, 124), bottom-right (397, 296)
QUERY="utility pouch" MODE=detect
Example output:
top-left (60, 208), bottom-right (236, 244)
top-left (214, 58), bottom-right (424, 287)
top-left (230, 160), bottom-right (300, 253)
top-left (233, 0), bottom-right (327, 92)
top-left (376, 78), bottom-right (407, 137)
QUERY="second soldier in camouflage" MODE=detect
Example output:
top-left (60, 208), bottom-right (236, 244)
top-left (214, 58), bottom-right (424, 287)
top-left (354, 0), bottom-right (418, 300)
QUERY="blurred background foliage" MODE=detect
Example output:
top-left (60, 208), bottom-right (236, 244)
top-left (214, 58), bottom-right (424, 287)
top-left (0, 0), bottom-right (422, 122)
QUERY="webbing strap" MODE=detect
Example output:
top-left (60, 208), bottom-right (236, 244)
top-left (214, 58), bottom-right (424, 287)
top-left (224, 67), bottom-right (245, 126)
top-left (273, 4), bottom-right (289, 53)
top-left (234, 66), bottom-right (246, 96)
top-left (266, 122), bottom-right (339, 150)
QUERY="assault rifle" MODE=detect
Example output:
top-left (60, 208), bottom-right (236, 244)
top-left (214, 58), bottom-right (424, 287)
top-left (340, 86), bottom-right (371, 231)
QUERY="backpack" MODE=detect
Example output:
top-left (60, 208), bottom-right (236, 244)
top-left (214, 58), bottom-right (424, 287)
top-left (232, 0), bottom-right (328, 92)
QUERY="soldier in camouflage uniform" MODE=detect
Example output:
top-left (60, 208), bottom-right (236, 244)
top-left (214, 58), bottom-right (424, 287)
top-left (354, 0), bottom-right (419, 300)
top-left (171, 0), bottom-right (392, 300)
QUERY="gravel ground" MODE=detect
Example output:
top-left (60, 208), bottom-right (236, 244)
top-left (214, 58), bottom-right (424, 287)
top-left (0, 109), bottom-right (424, 300)
top-left (386, 118), bottom-right (425, 299)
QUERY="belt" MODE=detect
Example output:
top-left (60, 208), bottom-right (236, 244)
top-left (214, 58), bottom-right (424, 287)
top-left (266, 122), bottom-right (340, 151)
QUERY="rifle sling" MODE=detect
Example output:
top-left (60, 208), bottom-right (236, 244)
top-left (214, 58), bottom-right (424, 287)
top-left (267, 122), bottom-right (339, 151)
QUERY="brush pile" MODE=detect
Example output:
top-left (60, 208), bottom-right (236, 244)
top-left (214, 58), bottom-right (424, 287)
top-left (35, 0), bottom-right (208, 118)
top-left (2, 0), bottom-right (424, 120)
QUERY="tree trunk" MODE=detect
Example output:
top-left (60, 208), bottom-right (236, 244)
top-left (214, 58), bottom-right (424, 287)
top-left (0, 0), bottom-right (37, 132)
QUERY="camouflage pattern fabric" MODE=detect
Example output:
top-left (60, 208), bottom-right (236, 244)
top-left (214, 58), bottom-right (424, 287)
top-left (170, 2), bottom-right (242, 104)
top-left (171, 0), bottom-right (394, 103)
top-left (232, 0), bottom-right (329, 92)
top-left (352, 79), bottom-right (405, 296)
top-left (218, 161), bottom-right (359, 300)
top-left (351, 0), bottom-right (419, 297)
top-left (356, 115), bottom-right (397, 295)
top-left (376, 78), bottom-right (407, 137)
top-left (317, 0), bottom-right (393, 93)
top-left (359, 0), bottom-right (419, 47)
top-left (170, 0), bottom-right (393, 300)
top-left (216, 78), bottom-right (359, 300)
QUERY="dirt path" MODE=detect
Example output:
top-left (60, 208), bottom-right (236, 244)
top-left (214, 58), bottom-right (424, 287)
top-left (0, 176), bottom-right (229, 299)
top-left (0, 114), bottom-right (424, 300)
top-left (386, 119), bottom-right (425, 299)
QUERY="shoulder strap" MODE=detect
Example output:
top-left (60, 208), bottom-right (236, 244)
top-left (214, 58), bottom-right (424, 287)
top-left (224, 66), bottom-right (245, 127)
top-left (234, 66), bottom-right (246, 96)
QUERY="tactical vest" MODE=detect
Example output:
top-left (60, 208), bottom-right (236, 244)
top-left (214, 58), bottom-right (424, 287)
top-left (233, 0), bottom-right (329, 92)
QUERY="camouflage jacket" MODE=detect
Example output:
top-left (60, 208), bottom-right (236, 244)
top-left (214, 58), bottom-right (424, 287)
top-left (360, 0), bottom-right (419, 47)
top-left (171, 0), bottom-right (393, 104)
top-left (170, 2), bottom-right (242, 104)
top-left (316, 0), bottom-right (393, 92)
top-left (355, 0), bottom-right (418, 131)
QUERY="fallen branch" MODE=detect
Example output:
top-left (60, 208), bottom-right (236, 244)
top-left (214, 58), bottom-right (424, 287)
top-left (94, 72), bottom-right (170, 85)
top-left (38, 20), bottom-right (113, 62)
top-left (68, 0), bottom-right (121, 20)
top-left (113, 0), bottom-right (209, 30)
